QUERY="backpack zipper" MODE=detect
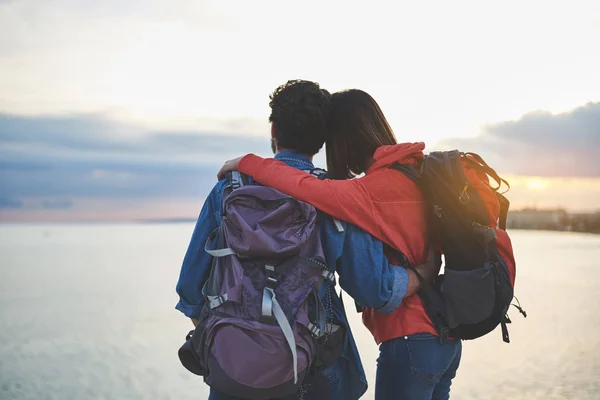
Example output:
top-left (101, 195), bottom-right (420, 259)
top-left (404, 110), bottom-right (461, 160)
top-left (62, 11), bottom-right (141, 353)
top-left (454, 152), bottom-right (470, 204)
top-left (227, 193), bottom-right (305, 218)
top-left (299, 255), bottom-right (327, 269)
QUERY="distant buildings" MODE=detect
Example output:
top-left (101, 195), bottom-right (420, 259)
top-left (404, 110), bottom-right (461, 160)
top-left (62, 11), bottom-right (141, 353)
top-left (506, 208), bottom-right (600, 233)
top-left (507, 208), bottom-right (569, 231)
top-left (569, 212), bottom-right (600, 233)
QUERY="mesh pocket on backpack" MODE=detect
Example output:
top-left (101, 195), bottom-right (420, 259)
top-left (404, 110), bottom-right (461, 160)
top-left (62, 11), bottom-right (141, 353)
top-left (442, 263), bottom-right (496, 327)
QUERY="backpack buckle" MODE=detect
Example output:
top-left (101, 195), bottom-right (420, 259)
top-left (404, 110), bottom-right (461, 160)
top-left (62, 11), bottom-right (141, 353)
top-left (321, 270), bottom-right (335, 285)
top-left (308, 322), bottom-right (321, 337)
top-left (265, 264), bottom-right (277, 289)
top-left (208, 294), bottom-right (228, 309)
top-left (266, 276), bottom-right (277, 289)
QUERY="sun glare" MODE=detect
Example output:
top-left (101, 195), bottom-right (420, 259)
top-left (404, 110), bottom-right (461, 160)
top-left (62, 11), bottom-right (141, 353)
top-left (526, 178), bottom-right (550, 191)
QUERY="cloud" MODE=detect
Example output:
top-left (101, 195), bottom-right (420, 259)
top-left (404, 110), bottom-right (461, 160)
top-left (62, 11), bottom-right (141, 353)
top-left (0, 197), bottom-right (23, 209)
top-left (434, 102), bottom-right (600, 177)
top-left (0, 113), bottom-right (273, 204)
top-left (41, 199), bottom-right (73, 210)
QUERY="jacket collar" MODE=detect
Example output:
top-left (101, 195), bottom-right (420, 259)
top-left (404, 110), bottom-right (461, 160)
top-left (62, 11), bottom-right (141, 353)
top-left (274, 151), bottom-right (315, 170)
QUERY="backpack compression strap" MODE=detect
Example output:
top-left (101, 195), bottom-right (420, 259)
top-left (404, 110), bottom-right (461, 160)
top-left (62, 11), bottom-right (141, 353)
top-left (497, 193), bottom-right (510, 231)
top-left (261, 263), bottom-right (299, 384)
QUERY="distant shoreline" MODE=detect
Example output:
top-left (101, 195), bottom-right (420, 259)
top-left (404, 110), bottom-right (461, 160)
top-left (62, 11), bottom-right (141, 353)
top-left (0, 220), bottom-right (598, 235)
top-left (0, 219), bottom-right (199, 225)
top-left (136, 218), bottom-right (197, 224)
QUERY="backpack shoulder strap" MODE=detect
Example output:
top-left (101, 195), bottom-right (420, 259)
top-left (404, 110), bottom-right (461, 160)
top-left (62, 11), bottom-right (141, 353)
top-left (389, 162), bottom-right (423, 186)
top-left (308, 167), bottom-right (345, 232)
top-left (309, 167), bottom-right (328, 180)
top-left (226, 170), bottom-right (250, 190)
top-left (222, 170), bottom-right (251, 209)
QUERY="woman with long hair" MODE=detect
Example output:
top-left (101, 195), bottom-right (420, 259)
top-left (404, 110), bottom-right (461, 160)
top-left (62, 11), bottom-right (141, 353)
top-left (218, 89), bottom-right (462, 400)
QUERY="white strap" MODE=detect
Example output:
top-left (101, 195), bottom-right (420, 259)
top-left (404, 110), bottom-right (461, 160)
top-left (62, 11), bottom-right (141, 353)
top-left (261, 288), bottom-right (273, 318)
top-left (205, 247), bottom-right (236, 258)
top-left (271, 293), bottom-right (298, 384)
top-left (261, 264), bottom-right (277, 319)
top-left (259, 267), bottom-right (297, 382)
top-left (333, 218), bottom-right (344, 232)
top-left (204, 229), bottom-right (237, 258)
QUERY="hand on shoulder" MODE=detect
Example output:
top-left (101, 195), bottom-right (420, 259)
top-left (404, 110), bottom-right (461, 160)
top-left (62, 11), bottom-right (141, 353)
top-left (217, 156), bottom-right (245, 180)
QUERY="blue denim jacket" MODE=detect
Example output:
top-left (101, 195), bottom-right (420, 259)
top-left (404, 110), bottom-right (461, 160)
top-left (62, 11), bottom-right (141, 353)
top-left (176, 151), bottom-right (409, 399)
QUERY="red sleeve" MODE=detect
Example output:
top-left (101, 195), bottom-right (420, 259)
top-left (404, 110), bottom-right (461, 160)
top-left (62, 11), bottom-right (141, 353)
top-left (239, 154), bottom-right (382, 237)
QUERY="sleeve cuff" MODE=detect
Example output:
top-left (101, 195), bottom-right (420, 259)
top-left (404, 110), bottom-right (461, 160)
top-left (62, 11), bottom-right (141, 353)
top-left (375, 266), bottom-right (409, 315)
top-left (238, 154), bottom-right (264, 176)
top-left (175, 300), bottom-right (204, 319)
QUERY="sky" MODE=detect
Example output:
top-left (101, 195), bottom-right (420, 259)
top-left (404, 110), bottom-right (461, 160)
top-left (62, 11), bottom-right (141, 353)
top-left (0, 0), bottom-right (599, 222)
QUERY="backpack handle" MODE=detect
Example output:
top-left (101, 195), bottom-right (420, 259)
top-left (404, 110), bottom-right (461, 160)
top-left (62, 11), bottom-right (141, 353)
top-left (463, 152), bottom-right (510, 193)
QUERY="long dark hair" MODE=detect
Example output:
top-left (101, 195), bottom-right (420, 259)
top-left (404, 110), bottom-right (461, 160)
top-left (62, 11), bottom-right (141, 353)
top-left (326, 89), bottom-right (397, 179)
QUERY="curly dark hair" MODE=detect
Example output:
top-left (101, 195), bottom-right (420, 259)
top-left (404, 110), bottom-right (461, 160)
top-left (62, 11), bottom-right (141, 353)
top-left (269, 79), bottom-right (331, 155)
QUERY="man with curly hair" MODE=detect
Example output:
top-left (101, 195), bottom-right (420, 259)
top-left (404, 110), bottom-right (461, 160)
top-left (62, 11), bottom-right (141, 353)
top-left (176, 80), bottom-right (424, 399)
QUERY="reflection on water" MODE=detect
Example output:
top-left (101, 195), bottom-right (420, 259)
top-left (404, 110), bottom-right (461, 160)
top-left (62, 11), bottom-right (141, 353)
top-left (1, 225), bottom-right (599, 399)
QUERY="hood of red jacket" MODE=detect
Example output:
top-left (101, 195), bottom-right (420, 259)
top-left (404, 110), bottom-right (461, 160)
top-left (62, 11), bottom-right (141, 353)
top-left (367, 142), bottom-right (426, 173)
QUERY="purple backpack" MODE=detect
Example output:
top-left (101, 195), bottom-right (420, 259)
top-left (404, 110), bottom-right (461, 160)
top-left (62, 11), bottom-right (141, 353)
top-left (178, 172), bottom-right (335, 399)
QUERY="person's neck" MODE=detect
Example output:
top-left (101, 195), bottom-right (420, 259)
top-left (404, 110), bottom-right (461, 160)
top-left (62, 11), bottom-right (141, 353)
top-left (275, 147), bottom-right (314, 161)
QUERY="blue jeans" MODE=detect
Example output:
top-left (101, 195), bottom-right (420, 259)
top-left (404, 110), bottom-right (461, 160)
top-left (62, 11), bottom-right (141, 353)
top-left (375, 333), bottom-right (462, 400)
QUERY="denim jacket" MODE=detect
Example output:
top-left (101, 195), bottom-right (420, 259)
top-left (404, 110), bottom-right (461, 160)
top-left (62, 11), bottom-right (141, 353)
top-left (176, 151), bottom-right (409, 399)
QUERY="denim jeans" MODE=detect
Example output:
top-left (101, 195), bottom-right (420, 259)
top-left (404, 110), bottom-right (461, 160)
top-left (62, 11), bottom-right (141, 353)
top-left (375, 333), bottom-right (462, 400)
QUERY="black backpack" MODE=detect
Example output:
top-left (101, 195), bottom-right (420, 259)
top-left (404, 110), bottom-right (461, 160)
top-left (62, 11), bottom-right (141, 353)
top-left (392, 150), bottom-right (526, 343)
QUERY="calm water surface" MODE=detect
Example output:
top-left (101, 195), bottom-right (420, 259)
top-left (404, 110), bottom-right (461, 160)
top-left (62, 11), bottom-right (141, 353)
top-left (1, 224), bottom-right (599, 399)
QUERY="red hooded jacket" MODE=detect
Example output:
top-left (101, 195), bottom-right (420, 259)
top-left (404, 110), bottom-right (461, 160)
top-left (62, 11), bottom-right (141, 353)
top-left (238, 143), bottom-right (437, 344)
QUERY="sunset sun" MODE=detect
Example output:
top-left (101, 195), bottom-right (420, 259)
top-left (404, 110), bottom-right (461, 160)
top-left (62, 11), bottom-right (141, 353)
top-left (526, 178), bottom-right (550, 191)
